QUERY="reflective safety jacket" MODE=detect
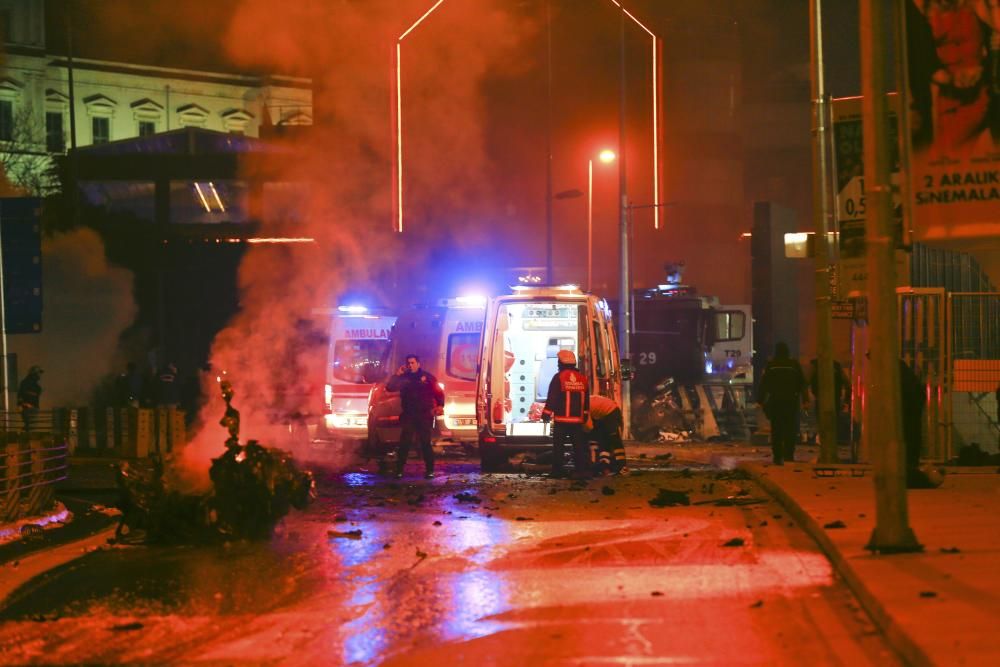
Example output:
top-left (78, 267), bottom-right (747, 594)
top-left (543, 367), bottom-right (590, 424)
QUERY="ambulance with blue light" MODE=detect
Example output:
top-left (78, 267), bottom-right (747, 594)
top-left (322, 305), bottom-right (396, 440)
top-left (475, 285), bottom-right (624, 471)
top-left (365, 296), bottom-right (486, 464)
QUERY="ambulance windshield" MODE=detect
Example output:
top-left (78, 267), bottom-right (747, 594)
top-left (446, 333), bottom-right (480, 381)
top-left (333, 339), bottom-right (390, 384)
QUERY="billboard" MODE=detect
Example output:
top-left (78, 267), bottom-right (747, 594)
top-left (905, 0), bottom-right (1000, 241)
top-left (0, 198), bottom-right (43, 334)
top-left (830, 98), bottom-right (909, 298)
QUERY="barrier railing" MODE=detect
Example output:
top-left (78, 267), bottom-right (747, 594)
top-left (1, 434), bottom-right (69, 522)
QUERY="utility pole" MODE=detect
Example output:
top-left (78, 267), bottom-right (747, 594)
top-left (810, 0), bottom-right (838, 463)
top-left (859, 0), bottom-right (921, 554)
top-left (545, 0), bottom-right (554, 284)
top-left (617, 0), bottom-right (631, 439)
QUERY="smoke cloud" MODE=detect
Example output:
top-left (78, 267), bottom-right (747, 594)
top-left (175, 0), bottom-right (538, 485)
top-left (12, 228), bottom-right (136, 406)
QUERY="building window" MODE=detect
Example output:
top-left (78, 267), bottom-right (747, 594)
top-left (138, 120), bottom-right (155, 137)
top-left (46, 111), bottom-right (64, 152)
top-left (92, 117), bottom-right (110, 144)
top-left (0, 100), bottom-right (13, 141)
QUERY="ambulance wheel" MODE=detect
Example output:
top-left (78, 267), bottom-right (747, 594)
top-left (480, 446), bottom-right (507, 473)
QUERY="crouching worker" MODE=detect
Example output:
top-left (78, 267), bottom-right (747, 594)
top-left (587, 394), bottom-right (628, 475)
top-left (542, 350), bottom-right (590, 479)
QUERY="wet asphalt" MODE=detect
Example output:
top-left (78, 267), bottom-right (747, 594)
top-left (0, 451), bottom-right (902, 666)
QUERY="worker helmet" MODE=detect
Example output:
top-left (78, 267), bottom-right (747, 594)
top-left (557, 350), bottom-right (576, 365)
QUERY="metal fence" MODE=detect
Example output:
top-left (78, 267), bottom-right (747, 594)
top-left (1, 432), bottom-right (68, 522)
top-left (947, 293), bottom-right (1000, 456)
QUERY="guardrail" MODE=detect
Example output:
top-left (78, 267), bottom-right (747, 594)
top-left (1, 433), bottom-right (69, 522)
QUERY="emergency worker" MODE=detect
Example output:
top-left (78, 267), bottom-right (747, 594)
top-left (586, 394), bottom-right (627, 475)
top-left (17, 365), bottom-right (43, 431)
top-left (386, 354), bottom-right (444, 479)
top-left (542, 350), bottom-right (591, 479)
top-left (757, 342), bottom-right (808, 465)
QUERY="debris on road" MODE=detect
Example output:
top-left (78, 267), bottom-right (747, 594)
top-left (648, 489), bottom-right (691, 507)
top-left (721, 537), bottom-right (745, 547)
top-left (328, 529), bottom-right (363, 539)
top-left (453, 492), bottom-right (482, 504)
top-left (823, 520), bottom-right (847, 529)
top-left (110, 621), bottom-right (144, 632)
top-left (750, 599), bottom-right (764, 608)
top-left (601, 486), bottom-right (615, 496)
top-left (940, 546), bottom-right (961, 554)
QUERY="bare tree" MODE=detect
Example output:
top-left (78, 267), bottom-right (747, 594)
top-left (0, 103), bottom-right (60, 197)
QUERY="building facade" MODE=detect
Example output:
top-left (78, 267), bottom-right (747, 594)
top-left (0, 0), bottom-right (312, 193)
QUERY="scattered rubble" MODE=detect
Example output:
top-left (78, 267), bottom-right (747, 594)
top-left (721, 537), bottom-right (745, 547)
top-left (823, 520), bottom-right (847, 529)
top-left (327, 529), bottom-right (363, 540)
top-left (648, 489), bottom-right (691, 507)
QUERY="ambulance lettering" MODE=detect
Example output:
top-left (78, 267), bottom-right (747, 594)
top-left (345, 328), bottom-right (390, 339)
top-left (455, 321), bottom-right (484, 333)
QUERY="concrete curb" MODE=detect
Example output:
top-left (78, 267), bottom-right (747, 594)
top-left (739, 463), bottom-right (933, 667)
top-left (0, 525), bottom-right (117, 609)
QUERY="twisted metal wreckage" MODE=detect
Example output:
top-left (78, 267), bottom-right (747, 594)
top-left (115, 379), bottom-right (315, 542)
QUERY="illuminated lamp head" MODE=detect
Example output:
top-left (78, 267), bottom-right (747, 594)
top-left (598, 149), bottom-right (616, 164)
top-left (338, 305), bottom-right (369, 314)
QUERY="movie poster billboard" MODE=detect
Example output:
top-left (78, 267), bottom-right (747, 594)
top-left (905, 0), bottom-right (1000, 241)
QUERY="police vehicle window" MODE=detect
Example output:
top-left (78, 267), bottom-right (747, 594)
top-left (446, 333), bottom-right (481, 381)
top-left (715, 311), bottom-right (745, 342)
top-left (333, 340), bottom-right (389, 383)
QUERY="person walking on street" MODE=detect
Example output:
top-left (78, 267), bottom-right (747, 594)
top-left (155, 363), bottom-right (180, 408)
top-left (17, 365), bottom-right (43, 431)
top-left (586, 394), bottom-right (627, 475)
top-left (542, 350), bottom-right (591, 479)
top-left (757, 342), bottom-right (808, 465)
top-left (386, 354), bottom-right (444, 479)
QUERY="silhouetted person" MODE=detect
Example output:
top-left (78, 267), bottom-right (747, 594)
top-left (155, 363), bottom-right (179, 407)
top-left (386, 354), bottom-right (444, 479)
top-left (757, 342), bottom-right (808, 465)
top-left (899, 359), bottom-right (934, 488)
top-left (17, 366), bottom-right (43, 431)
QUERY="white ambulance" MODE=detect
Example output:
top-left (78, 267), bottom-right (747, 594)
top-left (366, 297), bottom-right (486, 462)
top-left (475, 285), bottom-right (624, 471)
top-left (322, 306), bottom-right (396, 439)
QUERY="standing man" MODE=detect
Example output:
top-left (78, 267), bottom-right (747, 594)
top-left (542, 350), bottom-right (591, 479)
top-left (757, 342), bottom-right (808, 465)
top-left (387, 354), bottom-right (444, 479)
top-left (587, 394), bottom-right (627, 475)
top-left (17, 366), bottom-right (43, 432)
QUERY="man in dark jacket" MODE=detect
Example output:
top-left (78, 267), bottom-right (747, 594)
top-left (542, 350), bottom-right (591, 479)
top-left (386, 354), bottom-right (445, 479)
top-left (757, 342), bottom-right (808, 465)
top-left (17, 365), bottom-right (43, 431)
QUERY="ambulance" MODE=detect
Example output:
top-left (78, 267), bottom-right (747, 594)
top-left (365, 297), bottom-right (486, 461)
top-left (322, 305), bottom-right (396, 440)
top-left (475, 285), bottom-right (623, 471)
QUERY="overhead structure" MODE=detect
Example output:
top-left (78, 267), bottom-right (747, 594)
top-left (392, 0), bottom-right (661, 232)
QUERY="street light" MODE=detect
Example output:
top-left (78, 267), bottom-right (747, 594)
top-left (589, 149), bottom-right (616, 292)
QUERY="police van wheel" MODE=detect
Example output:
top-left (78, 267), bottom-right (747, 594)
top-left (480, 446), bottom-right (507, 473)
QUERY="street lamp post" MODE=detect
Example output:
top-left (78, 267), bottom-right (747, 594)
top-left (588, 149), bottom-right (617, 293)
